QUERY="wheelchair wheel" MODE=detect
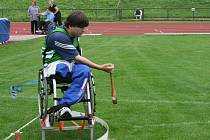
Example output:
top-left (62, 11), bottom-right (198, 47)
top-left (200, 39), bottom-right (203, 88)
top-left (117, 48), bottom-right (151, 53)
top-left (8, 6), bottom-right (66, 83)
top-left (49, 113), bottom-right (55, 126)
top-left (83, 79), bottom-right (95, 125)
top-left (38, 69), bottom-right (49, 119)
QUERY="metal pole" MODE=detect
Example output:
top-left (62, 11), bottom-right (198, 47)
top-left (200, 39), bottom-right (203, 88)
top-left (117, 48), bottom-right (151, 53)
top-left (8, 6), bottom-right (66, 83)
top-left (42, 130), bottom-right (46, 140)
top-left (166, 8), bottom-right (169, 20)
top-left (191, 8), bottom-right (195, 21)
top-left (90, 127), bottom-right (94, 140)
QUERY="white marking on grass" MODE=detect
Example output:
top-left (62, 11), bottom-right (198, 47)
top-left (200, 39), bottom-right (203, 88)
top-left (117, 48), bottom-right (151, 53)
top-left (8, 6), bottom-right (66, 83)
top-left (9, 33), bottom-right (101, 42)
top-left (134, 121), bottom-right (210, 128)
top-left (9, 35), bottom-right (45, 41)
top-left (83, 33), bottom-right (102, 36)
top-left (144, 32), bottom-right (210, 35)
top-left (4, 116), bottom-right (38, 140)
top-left (0, 95), bottom-right (37, 99)
top-left (1, 95), bottom-right (209, 105)
top-left (97, 99), bottom-right (210, 105)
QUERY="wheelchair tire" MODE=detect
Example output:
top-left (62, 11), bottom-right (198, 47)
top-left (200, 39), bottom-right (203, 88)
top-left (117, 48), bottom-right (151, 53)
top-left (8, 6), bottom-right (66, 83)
top-left (49, 113), bottom-right (54, 126)
top-left (38, 69), bottom-right (48, 119)
top-left (83, 80), bottom-right (95, 125)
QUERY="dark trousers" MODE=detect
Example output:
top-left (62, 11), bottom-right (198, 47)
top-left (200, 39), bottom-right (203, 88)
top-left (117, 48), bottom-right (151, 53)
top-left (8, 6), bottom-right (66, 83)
top-left (54, 12), bottom-right (62, 26)
top-left (31, 20), bottom-right (38, 34)
top-left (39, 21), bottom-right (51, 30)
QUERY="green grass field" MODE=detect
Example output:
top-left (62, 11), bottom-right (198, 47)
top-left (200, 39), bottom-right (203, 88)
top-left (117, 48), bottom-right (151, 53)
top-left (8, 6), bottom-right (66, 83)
top-left (1, 34), bottom-right (210, 139)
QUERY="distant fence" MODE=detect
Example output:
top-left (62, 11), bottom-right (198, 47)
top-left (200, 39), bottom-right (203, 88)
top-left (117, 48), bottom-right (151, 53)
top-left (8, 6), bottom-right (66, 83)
top-left (1, 8), bottom-right (210, 21)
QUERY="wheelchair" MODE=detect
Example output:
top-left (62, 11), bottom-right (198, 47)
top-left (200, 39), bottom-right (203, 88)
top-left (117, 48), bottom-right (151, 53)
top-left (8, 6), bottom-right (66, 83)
top-left (37, 20), bottom-right (56, 35)
top-left (38, 68), bottom-right (96, 140)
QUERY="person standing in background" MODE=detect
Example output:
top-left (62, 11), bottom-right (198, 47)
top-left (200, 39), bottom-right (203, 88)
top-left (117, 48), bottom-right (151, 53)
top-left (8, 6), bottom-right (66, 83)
top-left (38, 9), bottom-right (55, 34)
top-left (48, 0), bottom-right (62, 26)
top-left (28, 1), bottom-right (40, 34)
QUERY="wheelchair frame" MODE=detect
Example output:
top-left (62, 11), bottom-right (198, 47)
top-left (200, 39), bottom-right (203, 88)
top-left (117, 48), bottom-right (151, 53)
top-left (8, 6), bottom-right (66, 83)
top-left (37, 20), bottom-right (56, 34)
top-left (38, 68), bottom-right (96, 140)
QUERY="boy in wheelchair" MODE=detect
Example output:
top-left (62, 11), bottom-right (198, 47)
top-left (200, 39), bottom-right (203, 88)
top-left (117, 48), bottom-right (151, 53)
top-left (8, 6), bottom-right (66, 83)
top-left (42, 11), bottom-right (114, 119)
top-left (37, 9), bottom-right (56, 34)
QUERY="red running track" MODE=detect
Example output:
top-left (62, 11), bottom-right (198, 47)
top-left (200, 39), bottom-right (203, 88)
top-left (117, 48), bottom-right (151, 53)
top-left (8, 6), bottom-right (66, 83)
top-left (10, 22), bottom-right (210, 35)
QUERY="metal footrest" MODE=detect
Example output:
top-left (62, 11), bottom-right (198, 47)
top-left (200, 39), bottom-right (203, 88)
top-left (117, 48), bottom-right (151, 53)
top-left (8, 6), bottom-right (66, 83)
top-left (58, 116), bottom-right (90, 121)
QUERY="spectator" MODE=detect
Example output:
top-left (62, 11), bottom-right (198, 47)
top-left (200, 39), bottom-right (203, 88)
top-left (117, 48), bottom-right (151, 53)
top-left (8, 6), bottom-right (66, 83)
top-left (39, 9), bottom-right (55, 22)
top-left (48, 0), bottom-right (62, 26)
top-left (28, 1), bottom-right (40, 34)
top-left (134, 9), bottom-right (142, 20)
top-left (38, 9), bottom-right (55, 34)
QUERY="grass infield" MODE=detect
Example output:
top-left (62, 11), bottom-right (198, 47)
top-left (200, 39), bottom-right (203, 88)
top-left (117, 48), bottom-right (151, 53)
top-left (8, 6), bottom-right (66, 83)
top-left (1, 34), bottom-right (210, 139)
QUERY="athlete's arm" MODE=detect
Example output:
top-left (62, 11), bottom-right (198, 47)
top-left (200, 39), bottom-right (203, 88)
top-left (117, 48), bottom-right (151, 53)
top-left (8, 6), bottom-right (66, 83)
top-left (75, 55), bottom-right (114, 73)
top-left (47, 32), bottom-right (79, 61)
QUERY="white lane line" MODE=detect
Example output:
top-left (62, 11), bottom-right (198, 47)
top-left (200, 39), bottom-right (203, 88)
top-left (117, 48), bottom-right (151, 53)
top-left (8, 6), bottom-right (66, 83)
top-left (9, 35), bottom-right (45, 41)
top-left (4, 116), bottom-right (38, 140)
top-left (97, 99), bottom-right (210, 105)
top-left (134, 121), bottom-right (210, 128)
top-left (83, 33), bottom-right (102, 36)
top-left (145, 32), bottom-right (210, 35)
top-left (1, 95), bottom-right (210, 105)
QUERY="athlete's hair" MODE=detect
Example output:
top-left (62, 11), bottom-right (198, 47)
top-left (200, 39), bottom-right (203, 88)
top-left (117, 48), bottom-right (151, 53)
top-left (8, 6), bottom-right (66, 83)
top-left (32, 1), bottom-right (37, 6)
top-left (65, 11), bottom-right (89, 28)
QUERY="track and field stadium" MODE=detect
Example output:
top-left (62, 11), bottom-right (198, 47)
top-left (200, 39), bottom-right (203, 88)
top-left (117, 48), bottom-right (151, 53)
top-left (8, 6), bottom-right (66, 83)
top-left (1, 1), bottom-right (210, 140)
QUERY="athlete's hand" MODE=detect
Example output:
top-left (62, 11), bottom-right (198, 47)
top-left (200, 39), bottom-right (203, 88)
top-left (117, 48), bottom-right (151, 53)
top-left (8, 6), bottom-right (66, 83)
top-left (101, 63), bottom-right (114, 73)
